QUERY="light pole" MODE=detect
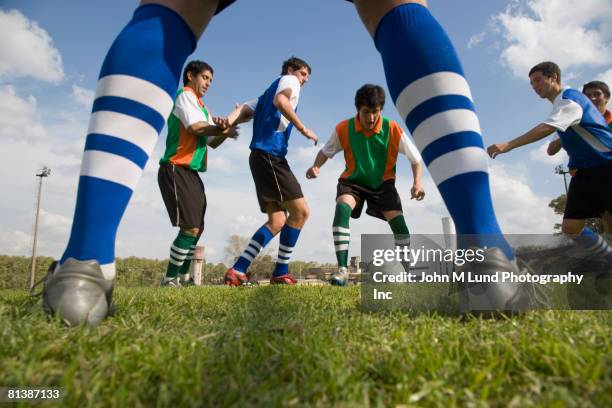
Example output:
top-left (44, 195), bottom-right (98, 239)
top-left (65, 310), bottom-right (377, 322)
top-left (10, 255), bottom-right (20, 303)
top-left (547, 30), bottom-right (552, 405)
top-left (30, 166), bottom-right (51, 289)
top-left (554, 164), bottom-right (569, 195)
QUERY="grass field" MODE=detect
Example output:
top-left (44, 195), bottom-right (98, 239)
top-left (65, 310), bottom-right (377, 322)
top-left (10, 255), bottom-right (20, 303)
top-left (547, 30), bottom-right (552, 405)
top-left (1, 286), bottom-right (611, 407)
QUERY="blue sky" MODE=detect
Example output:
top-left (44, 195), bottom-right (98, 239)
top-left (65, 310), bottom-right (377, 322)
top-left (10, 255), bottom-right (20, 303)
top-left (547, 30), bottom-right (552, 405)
top-left (1, 0), bottom-right (610, 264)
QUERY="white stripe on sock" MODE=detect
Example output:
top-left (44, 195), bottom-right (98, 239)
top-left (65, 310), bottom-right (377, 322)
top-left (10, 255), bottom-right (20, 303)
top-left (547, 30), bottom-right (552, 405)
top-left (100, 262), bottom-right (116, 280)
top-left (88, 111), bottom-right (158, 156)
top-left (333, 226), bottom-right (350, 234)
top-left (395, 72), bottom-right (473, 121)
top-left (80, 150), bottom-right (143, 190)
top-left (276, 258), bottom-right (290, 264)
top-left (244, 246), bottom-right (259, 258)
top-left (413, 109), bottom-right (481, 152)
top-left (279, 244), bottom-right (293, 253)
top-left (248, 240), bottom-right (263, 251)
top-left (171, 245), bottom-right (190, 255)
top-left (169, 257), bottom-right (184, 266)
top-left (95, 74), bottom-right (174, 119)
top-left (241, 251), bottom-right (255, 262)
top-left (335, 244), bottom-right (349, 251)
top-left (427, 147), bottom-right (489, 185)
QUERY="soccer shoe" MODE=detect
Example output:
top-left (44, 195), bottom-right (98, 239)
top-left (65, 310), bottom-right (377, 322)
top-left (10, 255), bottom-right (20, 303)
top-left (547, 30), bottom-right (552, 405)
top-left (456, 247), bottom-right (537, 314)
top-left (160, 277), bottom-right (182, 287)
top-left (224, 267), bottom-right (248, 286)
top-left (244, 272), bottom-right (259, 286)
top-left (41, 258), bottom-right (114, 327)
top-left (270, 273), bottom-right (298, 285)
top-left (330, 267), bottom-right (349, 286)
top-left (179, 277), bottom-right (195, 286)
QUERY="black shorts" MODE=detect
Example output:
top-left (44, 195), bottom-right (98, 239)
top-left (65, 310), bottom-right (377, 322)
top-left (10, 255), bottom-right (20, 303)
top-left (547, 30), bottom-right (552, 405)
top-left (564, 162), bottom-right (612, 219)
top-left (249, 149), bottom-right (304, 213)
top-left (336, 179), bottom-right (403, 221)
top-left (158, 163), bottom-right (206, 229)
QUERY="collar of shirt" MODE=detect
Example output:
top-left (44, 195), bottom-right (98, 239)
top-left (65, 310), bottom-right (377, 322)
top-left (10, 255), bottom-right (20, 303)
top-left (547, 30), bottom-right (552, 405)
top-left (183, 86), bottom-right (204, 107)
top-left (353, 114), bottom-right (383, 137)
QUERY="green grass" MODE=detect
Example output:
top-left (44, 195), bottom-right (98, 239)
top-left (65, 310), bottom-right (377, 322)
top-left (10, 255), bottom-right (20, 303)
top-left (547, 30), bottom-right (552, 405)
top-left (1, 286), bottom-right (611, 407)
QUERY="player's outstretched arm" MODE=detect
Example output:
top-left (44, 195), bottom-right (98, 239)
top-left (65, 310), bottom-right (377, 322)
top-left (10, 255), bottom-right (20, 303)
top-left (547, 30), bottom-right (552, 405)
top-left (306, 150), bottom-right (329, 179)
top-left (410, 162), bottom-right (425, 200)
top-left (274, 90), bottom-right (318, 145)
top-left (487, 123), bottom-right (556, 159)
top-left (547, 138), bottom-right (562, 156)
top-left (226, 103), bottom-right (254, 127)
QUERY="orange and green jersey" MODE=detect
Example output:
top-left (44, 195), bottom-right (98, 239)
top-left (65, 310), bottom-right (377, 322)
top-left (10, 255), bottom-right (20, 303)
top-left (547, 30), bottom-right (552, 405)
top-left (160, 87), bottom-right (209, 172)
top-left (335, 116), bottom-right (405, 189)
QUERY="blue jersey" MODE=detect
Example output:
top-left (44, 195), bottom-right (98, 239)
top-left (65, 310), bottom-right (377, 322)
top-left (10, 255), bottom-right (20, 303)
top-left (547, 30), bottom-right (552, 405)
top-left (544, 88), bottom-right (612, 169)
top-left (249, 76), bottom-right (300, 157)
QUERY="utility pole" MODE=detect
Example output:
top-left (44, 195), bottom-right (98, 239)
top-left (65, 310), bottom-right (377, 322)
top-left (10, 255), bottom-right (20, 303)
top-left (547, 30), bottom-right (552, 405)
top-left (554, 165), bottom-right (569, 195)
top-left (30, 166), bottom-right (51, 289)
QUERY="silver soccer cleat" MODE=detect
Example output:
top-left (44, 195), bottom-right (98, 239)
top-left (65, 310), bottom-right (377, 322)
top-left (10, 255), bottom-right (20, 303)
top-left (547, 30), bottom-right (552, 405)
top-left (456, 247), bottom-right (545, 314)
top-left (160, 276), bottom-right (182, 287)
top-left (41, 258), bottom-right (114, 327)
top-left (330, 267), bottom-right (349, 286)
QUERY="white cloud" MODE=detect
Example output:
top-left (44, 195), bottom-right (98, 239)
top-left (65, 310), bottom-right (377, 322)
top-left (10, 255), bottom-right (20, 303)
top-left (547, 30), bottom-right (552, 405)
top-left (0, 85), bottom-right (46, 142)
top-left (468, 32), bottom-right (486, 49)
top-left (528, 139), bottom-right (569, 166)
top-left (71, 84), bottom-right (94, 109)
top-left (489, 162), bottom-right (559, 233)
top-left (0, 229), bottom-right (32, 255)
top-left (495, 0), bottom-right (612, 78)
top-left (0, 9), bottom-right (64, 83)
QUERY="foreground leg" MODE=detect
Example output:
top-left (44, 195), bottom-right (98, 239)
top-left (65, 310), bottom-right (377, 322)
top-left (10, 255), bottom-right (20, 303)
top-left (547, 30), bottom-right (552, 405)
top-left (45, 1), bottom-right (219, 326)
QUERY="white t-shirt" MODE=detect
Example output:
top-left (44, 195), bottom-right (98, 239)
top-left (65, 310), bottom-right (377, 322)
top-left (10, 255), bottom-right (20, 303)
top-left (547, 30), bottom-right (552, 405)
top-left (173, 89), bottom-right (211, 128)
top-left (543, 88), bottom-right (582, 132)
top-left (321, 128), bottom-right (422, 164)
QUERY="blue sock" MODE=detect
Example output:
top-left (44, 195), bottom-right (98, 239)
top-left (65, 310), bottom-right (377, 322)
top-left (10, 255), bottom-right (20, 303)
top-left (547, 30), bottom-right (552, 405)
top-left (273, 225), bottom-right (301, 276)
top-left (60, 5), bottom-right (196, 279)
top-left (374, 4), bottom-right (513, 259)
top-left (573, 227), bottom-right (612, 265)
top-left (233, 226), bottom-right (274, 273)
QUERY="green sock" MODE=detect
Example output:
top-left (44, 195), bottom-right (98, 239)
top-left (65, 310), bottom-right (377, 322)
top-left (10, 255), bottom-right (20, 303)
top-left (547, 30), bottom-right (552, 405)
top-left (389, 214), bottom-right (410, 269)
top-left (166, 231), bottom-right (197, 278)
top-left (333, 203), bottom-right (352, 268)
top-left (178, 235), bottom-right (200, 280)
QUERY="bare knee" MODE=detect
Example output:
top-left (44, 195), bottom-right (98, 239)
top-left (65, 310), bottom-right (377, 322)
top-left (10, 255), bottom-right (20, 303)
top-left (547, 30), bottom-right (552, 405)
top-left (265, 211), bottom-right (287, 235)
top-left (181, 227), bottom-right (200, 237)
top-left (561, 219), bottom-right (585, 235)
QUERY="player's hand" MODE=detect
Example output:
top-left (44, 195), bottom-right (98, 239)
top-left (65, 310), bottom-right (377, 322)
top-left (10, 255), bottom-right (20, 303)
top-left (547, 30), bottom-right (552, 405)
top-left (213, 116), bottom-right (230, 130)
top-left (306, 166), bottom-right (319, 179)
top-left (411, 184), bottom-right (425, 201)
top-left (487, 143), bottom-right (510, 159)
top-left (301, 128), bottom-right (318, 145)
top-left (223, 125), bottom-right (239, 139)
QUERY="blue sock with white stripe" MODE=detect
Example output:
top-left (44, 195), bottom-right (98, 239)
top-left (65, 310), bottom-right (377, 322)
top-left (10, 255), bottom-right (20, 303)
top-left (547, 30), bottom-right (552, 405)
top-left (60, 5), bottom-right (196, 279)
top-left (573, 227), bottom-right (612, 265)
top-left (273, 224), bottom-right (301, 276)
top-left (233, 225), bottom-right (274, 273)
top-left (374, 3), bottom-right (513, 259)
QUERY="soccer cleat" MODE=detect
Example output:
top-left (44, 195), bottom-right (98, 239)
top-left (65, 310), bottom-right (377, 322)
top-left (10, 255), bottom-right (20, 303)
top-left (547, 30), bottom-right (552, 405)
top-left (330, 267), bottom-right (349, 286)
top-left (244, 272), bottom-right (259, 286)
top-left (179, 277), bottom-right (195, 286)
top-left (456, 247), bottom-right (540, 314)
top-left (160, 277), bottom-right (182, 287)
top-left (224, 267), bottom-right (248, 286)
top-left (41, 258), bottom-right (114, 327)
top-left (270, 273), bottom-right (297, 285)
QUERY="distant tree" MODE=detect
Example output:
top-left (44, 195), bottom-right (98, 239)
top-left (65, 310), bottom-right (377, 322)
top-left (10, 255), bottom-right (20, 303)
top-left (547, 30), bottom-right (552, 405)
top-left (549, 194), bottom-right (602, 233)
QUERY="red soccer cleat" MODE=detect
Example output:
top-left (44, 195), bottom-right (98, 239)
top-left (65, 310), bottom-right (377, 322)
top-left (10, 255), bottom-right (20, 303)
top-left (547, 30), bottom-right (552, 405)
top-left (224, 267), bottom-right (248, 286)
top-left (270, 273), bottom-right (298, 285)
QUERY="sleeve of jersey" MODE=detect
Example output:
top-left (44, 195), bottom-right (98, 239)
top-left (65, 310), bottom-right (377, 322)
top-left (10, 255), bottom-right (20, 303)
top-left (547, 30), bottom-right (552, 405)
top-left (276, 75), bottom-right (301, 98)
top-left (244, 99), bottom-right (258, 112)
top-left (173, 91), bottom-right (209, 128)
top-left (398, 131), bottom-right (422, 164)
top-left (542, 97), bottom-right (583, 132)
top-left (321, 130), bottom-right (343, 158)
